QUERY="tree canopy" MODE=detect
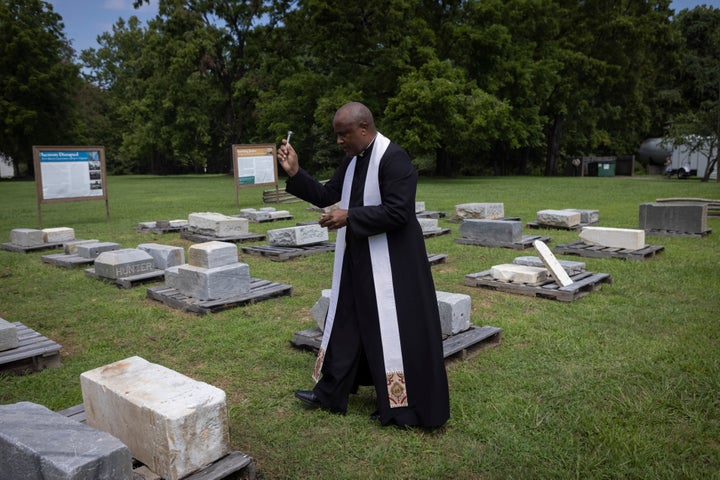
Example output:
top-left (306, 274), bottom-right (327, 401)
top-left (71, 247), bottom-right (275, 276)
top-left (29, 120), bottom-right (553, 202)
top-left (2, 0), bottom-right (717, 179)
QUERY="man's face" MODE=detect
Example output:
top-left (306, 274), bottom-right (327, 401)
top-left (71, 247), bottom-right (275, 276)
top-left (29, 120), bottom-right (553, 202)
top-left (333, 112), bottom-right (368, 157)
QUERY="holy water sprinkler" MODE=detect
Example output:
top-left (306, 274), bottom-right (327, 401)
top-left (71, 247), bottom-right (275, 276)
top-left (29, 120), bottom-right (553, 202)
top-left (286, 130), bottom-right (293, 145)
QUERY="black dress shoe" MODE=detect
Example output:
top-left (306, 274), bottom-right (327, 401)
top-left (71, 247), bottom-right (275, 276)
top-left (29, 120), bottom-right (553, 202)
top-left (294, 390), bottom-right (321, 408)
top-left (369, 410), bottom-right (380, 421)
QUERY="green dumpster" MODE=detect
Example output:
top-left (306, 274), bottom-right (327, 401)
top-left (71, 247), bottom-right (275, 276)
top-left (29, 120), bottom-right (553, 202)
top-left (597, 161), bottom-right (615, 177)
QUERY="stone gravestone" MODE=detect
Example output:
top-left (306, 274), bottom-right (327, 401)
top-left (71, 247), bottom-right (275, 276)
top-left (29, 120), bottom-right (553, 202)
top-left (137, 243), bottom-right (185, 270)
top-left (490, 264), bottom-right (548, 284)
top-left (63, 239), bottom-right (100, 255)
top-left (0, 317), bottom-right (19, 351)
top-left (639, 202), bottom-right (708, 234)
top-left (188, 212), bottom-right (249, 237)
top-left (76, 241), bottom-right (121, 259)
top-left (311, 290), bottom-right (471, 337)
top-left (536, 209), bottom-right (581, 228)
top-left (10, 228), bottom-right (44, 247)
top-left (171, 241), bottom-right (250, 300)
top-left (459, 219), bottom-right (522, 244)
top-left (268, 224), bottom-right (328, 246)
top-left (94, 249), bottom-right (156, 279)
top-left (533, 239), bottom-right (573, 286)
top-left (579, 226), bottom-right (645, 250)
top-left (455, 203), bottom-right (505, 220)
top-left (81, 356), bottom-right (229, 480)
top-left (238, 207), bottom-right (291, 222)
top-left (415, 201), bottom-right (426, 213)
top-left (564, 208), bottom-right (599, 224)
top-left (42, 227), bottom-right (75, 243)
top-left (417, 217), bottom-right (443, 234)
top-left (0, 401), bottom-right (133, 480)
top-left (513, 256), bottom-right (586, 275)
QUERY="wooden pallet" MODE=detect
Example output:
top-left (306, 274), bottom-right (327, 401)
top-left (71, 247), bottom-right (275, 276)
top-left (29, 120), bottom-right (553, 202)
top-left (241, 241), bottom-right (335, 261)
top-left (85, 267), bottom-right (165, 289)
top-left (423, 228), bottom-right (451, 238)
top-left (553, 240), bottom-right (665, 260)
top-left (41, 252), bottom-right (95, 269)
top-left (465, 269), bottom-right (612, 302)
top-left (427, 253), bottom-right (448, 266)
top-left (181, 231), bottom-right (266, 244)
top-left (526, 221), bottom-right (598, 231)
top-left (644, 228), bottom-right (712, 238)
top-left (0, 322), bottom-right (62, 374)
top-left (1, 241), bottom-right (64, 254)
top-left (291, 324), bottom-right (502, 360)
top-left (147, 278), bottom-right (293, 315)
top-left (58, 404), bottom-right (257, 480)
top-left (454, 235), bottom-right (551, 250)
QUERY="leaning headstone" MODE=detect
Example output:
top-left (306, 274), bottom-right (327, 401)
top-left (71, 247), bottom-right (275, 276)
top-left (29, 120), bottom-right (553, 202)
top-left (536, 209), bottom-right (581, 228)
top-left (455, 203), bottom-right (505, 220)
top-left (10, 228), bottom-right (44, 247)
top-left (81, 356), bottom-right (230, 480)
top-left (76, 241), bottom-right (121, 259)
top-left (94, 249), bottom-right (156, 279)
top-left (42, 227), bottom-right (75, 243)
top-left (268, 224), bottom-right (329, 246)
top-left (188, 212), bottom-right (249, 237)
top-left (310, 289), bottom-right (332, 330)
top-left (639, 202), bottom-right (708, 234)
top-left (579, 226), bottom-right (645, 250)
top-left (137, 243), bottom-right (185, 270)
top-left (490, 264), bottom-right (548, 284)
top-left (188, 241), bottom-right (237, 269)
top-left (459, 219), bottom-right (522, 243)
top-left (0, 401), bottom-right (133, 480)
top-left (0, 317), bottom-right (19, 351)
top-left (513, 256), bottom-right (586, 275)
top-left (63, 239), bottom-right (99, 255)
top-left (436, 291), bottom-right (471, 336)
top-left (533, 239), bottom-right (573, 286)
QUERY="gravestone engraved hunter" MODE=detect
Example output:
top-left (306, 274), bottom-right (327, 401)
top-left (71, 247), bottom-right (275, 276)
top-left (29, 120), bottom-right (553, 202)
top-left (94, 249), bottom-right (155, 279)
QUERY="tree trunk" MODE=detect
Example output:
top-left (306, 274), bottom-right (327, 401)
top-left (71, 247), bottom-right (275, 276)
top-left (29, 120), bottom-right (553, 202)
top-left (544, 115), bottom-right (563, 176)
top-left (434, 146), bottom-right (452, 177)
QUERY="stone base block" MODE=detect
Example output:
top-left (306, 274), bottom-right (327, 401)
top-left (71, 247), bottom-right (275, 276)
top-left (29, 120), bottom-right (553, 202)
top-left (415, 201), bottom-right (426, 213)
top-left (80, 356), bottom-right (229, 480)
top-left (491, 264), bottom-right (548, 284)
top-left (76, 242), bottom-right (121, 259)
top-left (176, 263), bottom-right (250, 300)
top-left (436, 291), bottom-right (471, 336)
top-left (10, 228), bottom-right (44, 247)
top-left (94, 249), bottom-right (156, 279)
top-left (42, 227), bottom-right (75, 243)
top-left (188, 241), bottom-right (237, 269)
top-left (0, 317), bottom-right (19, 351)
top-left (137, 243), bottom-right (185, 270)
top-left (580, 226), bottom-right (645, 250)
top-left (513, 256), bottom-right (586, 275)
top-left (417, 218), bottom-right (439, 231)
top-left (459, 219), bottom-right (522, 243)
top-left (310, 289), bottom-right (332, 330)
top-left (565, 209), bottom-right (599, 224)
top-left (63, 239), bottom-right (100, 255)
top-left (455, 202), bottom-right (504, 220)
top-left (536, 209), bottom-right (581, 227)
top-left (188, 212), bottom-right (249, 237)
top-left (0, 401), bottom-right (133, 480)
top-left (268, 224), bottom-right (328, 246)
top-left (164, 265), bottom-right (181, 289)
top-left (639, 202), bottom-right (708, 233)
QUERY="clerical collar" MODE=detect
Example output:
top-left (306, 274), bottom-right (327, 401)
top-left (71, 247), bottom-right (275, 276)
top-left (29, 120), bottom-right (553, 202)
top-left (357, 136), bottom-right (377, 158)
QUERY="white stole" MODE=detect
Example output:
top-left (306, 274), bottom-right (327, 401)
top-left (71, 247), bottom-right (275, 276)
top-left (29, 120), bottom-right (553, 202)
top-left (313, 132), bottom-right (408, 408)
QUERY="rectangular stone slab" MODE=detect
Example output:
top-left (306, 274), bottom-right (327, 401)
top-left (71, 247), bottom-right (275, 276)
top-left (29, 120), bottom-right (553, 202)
top-left (639, 202), bottom-right (707, 233)
top-left (0, 317), bottom-right (19, 351)
top-left (42, 227), bottom-right (75, 243)
top-left (533, 239), bottom-right (573, 286)
top-left (536, 209), bottom-right (581, 227)
top-left (188, 241), bottom-right (238, 269)
top-left (137, 243), bottom-right (185, 270)
top-left (94, 248), bottom-right (156, 279)
top-left (455, 202), bottom-right (504, 220)
top-left (188, 212), bottom-right (249, 236)
top-left (268, 224), bottom-right (328, 246)
top-left (80, 356), bottom-right (230, 480)
top-left (459, 219), bottom-right (522, 243)
top-left (176, 262), bottom-right (250, 300)
top-left (579, 226), bottom-right (645, 250)
top-left (10, 228), bottom-right (44, 247)
top-left (512, 256), bottom-right (586, 275)
top-left (0, 401), bottom-right (132, 480)
top-left (76, 241), bottom-right (121, 259)
top-left (63, 239), bottom-right (99, 255)
top-left (490, 264), bottom-right (548, 284)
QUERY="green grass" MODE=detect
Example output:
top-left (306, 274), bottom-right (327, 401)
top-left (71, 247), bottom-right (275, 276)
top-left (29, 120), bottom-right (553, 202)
top-left (1, 174), bottom-right (719, 479)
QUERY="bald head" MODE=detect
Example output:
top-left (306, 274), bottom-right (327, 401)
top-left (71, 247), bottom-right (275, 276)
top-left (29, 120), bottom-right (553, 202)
top-left (334, 102), bottom-right (376, 133)
top-left (332, 102), bottom-right (378, 156)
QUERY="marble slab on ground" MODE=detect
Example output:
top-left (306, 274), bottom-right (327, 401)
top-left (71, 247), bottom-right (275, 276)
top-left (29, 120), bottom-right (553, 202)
top-left (81, 356), bottom-right (229, 480)
top-left (10, 229), bottom-right (45, 247)
top-left (94, 248), bottom-right (156, 279)
top-left (513, 256), bottom-right (586, 275)
top-left (490, 264), bottom-right (548, 284)
top-left (63, 239), bottom-right (100, 255)
top-left (188, 212), bottom-right (249, 236)
top-left (268, 224), bottom-right (329, 246)
top-left (579, 226), bottom-right (645, 250)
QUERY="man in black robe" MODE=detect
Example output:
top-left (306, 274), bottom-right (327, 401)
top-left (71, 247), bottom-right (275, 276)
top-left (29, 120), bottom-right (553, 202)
top-left (277, 102), bottom-right (449, 428)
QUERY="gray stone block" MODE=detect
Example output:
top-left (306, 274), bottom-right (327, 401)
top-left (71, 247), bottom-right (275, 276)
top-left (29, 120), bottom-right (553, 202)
top-left (64, 239), bottom-right (100, 255)
top-left (176, 262), bottom-right (250, 300)
top-left (76, 242), bottom-right (121, 259)
top-left (10, 228), bottom-right (44, 246)
top-left (564, 209), bottom-right (599, 224)
top-left (454, 202), bottom-right (504, 220)
top-left (436, 291), bottom-right (471, 336)
top-left (42, 227), bottom-right (75, 243)
top-left (188, 241), bottom-right (237, 269)
top-left (536, 209), bottom-right (581, 227)
top-left (310, 289), bottom-right (332, 330)
top-left (137, 243), bottom-right (185, 270)
top-left (0, 317), bottom-right (19, 351)
top-left (639, 202), bottom-right (708, 233)
top-left (491, 264), bottom-right (548, 284)
top-left (459, 219), bottom-right (522, 243)
top-left (415, 201), bottom-right (426, 213)
top-left (164, 265), bottom-right (181, 289)
top-left (94, 249), bottom-right (156, 279)
top-left (513, 256), bottom-right (586, 275)
top-left (0, 401), bottom-right (133, 480)
top-left (188, 212), bottom-right (249, 236)
top-left (268, 224), bottom-right (328, 246)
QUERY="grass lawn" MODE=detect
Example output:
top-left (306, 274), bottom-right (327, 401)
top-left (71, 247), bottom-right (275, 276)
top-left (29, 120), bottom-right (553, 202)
top-left (1, 173), bottom-right (719, 479)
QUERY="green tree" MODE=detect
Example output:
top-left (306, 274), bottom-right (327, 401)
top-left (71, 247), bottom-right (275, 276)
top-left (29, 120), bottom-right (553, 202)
top-left (0, 0), bottom-right (81, 176)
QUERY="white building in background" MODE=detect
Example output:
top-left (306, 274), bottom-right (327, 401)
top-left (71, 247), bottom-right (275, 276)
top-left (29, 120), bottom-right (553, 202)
top-left (0, 153), bottom-right (13, 178)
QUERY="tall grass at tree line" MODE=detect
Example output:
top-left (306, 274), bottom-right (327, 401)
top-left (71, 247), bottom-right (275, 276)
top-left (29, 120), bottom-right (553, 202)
top-left (0, 174), bottom-right (719, 479)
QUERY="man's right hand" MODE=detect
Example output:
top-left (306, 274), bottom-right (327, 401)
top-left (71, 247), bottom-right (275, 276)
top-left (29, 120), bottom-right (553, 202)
top-left (278, 139), bottom-right (299, 177)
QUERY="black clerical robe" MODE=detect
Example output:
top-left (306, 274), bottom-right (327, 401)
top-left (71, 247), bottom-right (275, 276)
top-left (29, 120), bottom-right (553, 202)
top-left (286, 137), bottom-right (450, 428)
